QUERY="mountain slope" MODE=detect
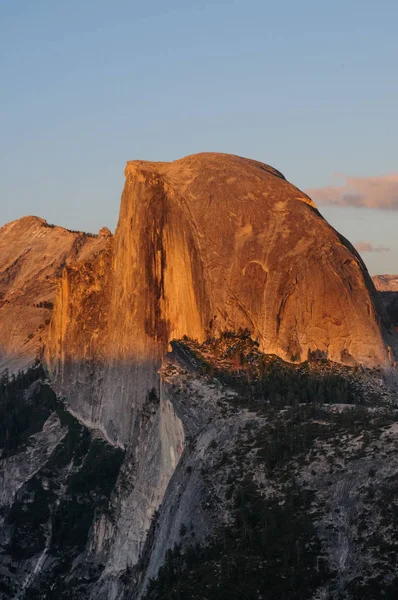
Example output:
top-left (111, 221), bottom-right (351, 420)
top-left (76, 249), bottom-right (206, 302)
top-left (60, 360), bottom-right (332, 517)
top-left (135, 337), bottom-right (398, 600)
top-left (373, 275), bottom-right (398, 331)
top-left (0, 216), bottom-right (110, 374)
top-left (46, 152), bottom-right (396, 451)
top-left (1, 153), bottom-right (398, 599)
top-left (49, 153), bottom-right (393, 386)
top-left (2, 335), bottom-right (398, 600)
top-left (373, 274), bottom-right (398, 292)
top-left (42, 152), bottom-right (398, 596)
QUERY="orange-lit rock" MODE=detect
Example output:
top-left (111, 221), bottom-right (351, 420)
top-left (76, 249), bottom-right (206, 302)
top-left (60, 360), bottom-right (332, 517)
top-left (45, 153), bottom-right (395, 445)
top-left (51, 153), bottom-right (393, 361)
top-left (5, 154), bottom-right (396, 588)
top-left (0, 216), bottom-right (108, 373)
top-left (373, 274), bottom-right (398, 292)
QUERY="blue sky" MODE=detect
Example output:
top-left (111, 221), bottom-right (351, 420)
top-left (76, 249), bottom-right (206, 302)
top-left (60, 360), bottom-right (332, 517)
top-left (1, 0), bottom-right (397, 274)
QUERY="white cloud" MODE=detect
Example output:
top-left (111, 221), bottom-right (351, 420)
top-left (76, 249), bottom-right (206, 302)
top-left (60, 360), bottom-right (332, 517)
top-left (306, 173), bottom-right (398, 209)
top-left (354, 241), bottom-right (390, 253)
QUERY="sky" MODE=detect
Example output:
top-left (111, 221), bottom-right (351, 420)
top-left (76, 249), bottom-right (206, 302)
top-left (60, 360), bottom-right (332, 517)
top-left (1, 0), bottom-right (397, 275)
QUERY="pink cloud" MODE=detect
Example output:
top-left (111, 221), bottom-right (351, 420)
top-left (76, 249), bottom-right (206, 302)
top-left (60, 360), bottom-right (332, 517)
top-left (354, 241), bottom-right (390, 253)
top-left (306, 173), bottom-right (398, 209)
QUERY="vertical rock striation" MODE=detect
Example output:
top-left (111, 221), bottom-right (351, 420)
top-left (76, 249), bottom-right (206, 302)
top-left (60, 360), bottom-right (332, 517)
top-left (0, 216), bottom-right (108, 374)
top-left (48, 153), bottom-right (395, 419)
top-left (1, 153), bottom-right (398, 598)
top-left (43, 153), bottom-right (396, 595)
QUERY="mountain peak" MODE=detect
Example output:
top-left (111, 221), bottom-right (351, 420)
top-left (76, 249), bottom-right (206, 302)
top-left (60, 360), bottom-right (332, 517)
top-left (124, 152), bottom-right (315, 207)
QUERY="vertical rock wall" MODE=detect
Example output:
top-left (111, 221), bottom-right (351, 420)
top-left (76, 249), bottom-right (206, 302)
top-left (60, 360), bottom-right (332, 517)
top-left (45, 153), bottom-right (397, 594)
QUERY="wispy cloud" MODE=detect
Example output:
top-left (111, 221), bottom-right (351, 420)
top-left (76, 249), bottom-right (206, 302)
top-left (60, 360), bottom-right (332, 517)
top-left (354, 241), bottom-right (390, 253)
top-left (306, 174), bottom-right (398, 209)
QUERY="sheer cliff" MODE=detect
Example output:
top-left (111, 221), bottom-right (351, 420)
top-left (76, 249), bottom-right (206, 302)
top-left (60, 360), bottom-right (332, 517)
top-left (134, 339), bottom-right (398, 600)
top-left (2, 336), bottom-right (398, 600)
top-left (46, 153), bottom-right (394, 449)
top-left (1, 152), bottom-right (398, 600)
top-left (48, 153), bottom-right (393, 392)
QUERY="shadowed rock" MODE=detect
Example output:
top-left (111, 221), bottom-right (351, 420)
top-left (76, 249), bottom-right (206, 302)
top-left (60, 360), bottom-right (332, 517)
top-left (1, 156), bottom-right (398, 599)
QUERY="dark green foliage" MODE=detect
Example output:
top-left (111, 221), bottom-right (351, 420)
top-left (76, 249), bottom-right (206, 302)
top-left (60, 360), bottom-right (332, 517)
top-left (65, 228), bottom-right (98, 238)
top-left (44, 221), bottom-right (98, 238)
top-left (145, 480), bottom-right (327, 600)
top-left (343, 476), bottom-right (398, 600)
top-left (0, 365), bottom-right (124, 598)
top-left (5, 400), bottom-right (124, 564)
top-left (0, 364), bottom-right (56, 456)
top-left (7, 473), bottom-right (53, 559)
top-left (254, 359), bottom-right (356, 407)
top-left (255, 407), bottom-right (331, 472)
top-left (144, 333), bottom-right (396, 600)
top-left (39, 404), bottom-right (123, 557)
top-left (254, 403), bottom-right (396, 473)
top-left (51, 436), bottom-right (124, 553)
top-left (34, 301), bottom-right (54, 310)
top-left (348, 576), bottom-right (398, 600)
top-left (176, 331), bottom-right (360, 410)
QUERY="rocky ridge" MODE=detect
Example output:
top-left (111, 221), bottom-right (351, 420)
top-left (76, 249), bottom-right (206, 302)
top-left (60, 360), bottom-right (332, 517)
top-left (373, 274), bottom-right (398, 292)
top-left (0, 216), bottom-right (109, 374)
top-left (40, 153), bottom-right (397, 595)
top-left (1, 335), bottom-right (398, 600)
top-left (373, 275), bottom-right (398, 331)
top-left (135, 338), bottom-right (398, 600)
top-left (48, 153), bottom-right (394, 386)
top-left (1, 153), bottom-right (398, 599)
top-left (45, 153), bottom-right (396, 453)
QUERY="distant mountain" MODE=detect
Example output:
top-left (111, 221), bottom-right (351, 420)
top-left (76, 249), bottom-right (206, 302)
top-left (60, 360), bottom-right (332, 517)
top-left (372, 275), bottom-right (398, 292)
top-left (373, 274), bottom-right (398, 292)
top-left (373, 275), bottom-right (398, 331)
top-left (0, 216), bottom-right (110, 374)
top-left (1, 153), bottom-right (398, 599)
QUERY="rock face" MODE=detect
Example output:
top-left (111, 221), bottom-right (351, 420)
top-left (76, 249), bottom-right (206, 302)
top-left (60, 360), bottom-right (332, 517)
top-left (2, 153), bottom-right (398, 599)
top-left (40, 153), bottom-right (396, 597)
top-left (133, 340), bottom-right (398, 600)
top-left (48, 153), bottom-right (393, 412)
top-left (134, 340), bottom-right (398, 600)
top-left (0, 216), bottom-right (109, 374)
top-left (115, 152), bottom-right (393, 367)
top-left (0, 365), bottom-right (125, 599)
top-left (2, 337), bottom-right (398, 600)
